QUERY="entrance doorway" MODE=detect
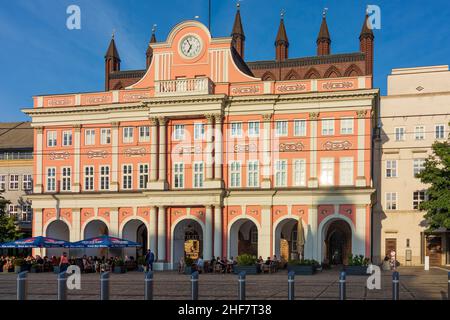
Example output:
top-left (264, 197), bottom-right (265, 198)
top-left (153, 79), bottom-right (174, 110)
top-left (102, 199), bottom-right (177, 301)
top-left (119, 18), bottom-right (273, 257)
top-left (229, 219), bottom-right (258, 258)
top-left (426, 235), bottom-right (443, 266)
top-left (172, 219), bottom-right (203, 267)
top-left (324, 220), bottom-right (352, 265)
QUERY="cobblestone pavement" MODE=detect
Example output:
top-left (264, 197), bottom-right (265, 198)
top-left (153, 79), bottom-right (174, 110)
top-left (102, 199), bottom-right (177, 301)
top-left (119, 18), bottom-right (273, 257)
top-left (0, 267), bottom-right (448, 300)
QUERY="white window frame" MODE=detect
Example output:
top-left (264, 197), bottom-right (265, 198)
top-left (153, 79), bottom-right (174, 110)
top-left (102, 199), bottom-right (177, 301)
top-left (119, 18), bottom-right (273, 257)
top-left (173, 125), bottom-right (185, 141)
top-left (173, 162), bottom-right (185, 189)
top-left (0, 175), bottom-right (6, 191)
top-left (293, 159), bottom-right (306, 187)
top-left (101, 128), bottom-right (111, 145)
top-left (139, 126), bottom-right (150, 142)
top-left (138, 164), bottom-right (149, 189)
top-left (230, 122), bottom-right (243, 138)
top-left (229, 161), bottom-right (242, 188)
top-left (247, 121), bottom-right (260, 137)
top-left (100, 165), bottom-right (110, 191)
top-left (340, 118), bottom-right (354, 135)
top-left (294, 119), bottom-right (307, 137)
top-left (435, 124), bottom-right (445, 140)
top-left (394, 127), bottom-right (406, 141)
top-left (386, 192), bottom-right (398, 210)
top-left (339, 157), bottom-right (354, 186)
top-left (413, 190), bottom-right (427, 210)
top-left (62, 130), bottom-right (72, 146)
top-left (47, 131), bottom-right (57, 147)
top-left (386, 160), bottom-right (398, 178)
top-left (320, 158), bottom-right (334, 186)
top-left (275, 159), bottom-right (288, 187)
top-left (193, 162), bottom-right (204, 188)
top-left (414, 125), bottom-right (425, 140)
top-left (123, 127), bottom-right (134, 144)
top-left (247, 160), bottom-right (259, 187)
top-left (122, 164), bottom-right (133, 190)
top-left (194, 123), bottom-right (205, 141)
top-left (9, 174), bottom-right (19, 190)
top-left (84, 166), bottom-right (94, 191)
top-left (322, 119), bottom-right (335, 136)
top-left (46, 167), bottom-right (56, 192)
top-left (413, 158), bottom-right (426, 177)
top-left (61, 167), bottom-right (71, 192)
top-left (275, 120), bottom-right (288, 137)
top-left (85, 129), bottom-right (96, 145)
top-left (8, 204), bottom-right (19, 218)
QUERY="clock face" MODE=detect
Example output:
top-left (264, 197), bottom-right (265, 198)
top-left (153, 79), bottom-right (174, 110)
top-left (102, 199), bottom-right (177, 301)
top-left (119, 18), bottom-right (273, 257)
top-left (180, 35), bottom-right (202, 58)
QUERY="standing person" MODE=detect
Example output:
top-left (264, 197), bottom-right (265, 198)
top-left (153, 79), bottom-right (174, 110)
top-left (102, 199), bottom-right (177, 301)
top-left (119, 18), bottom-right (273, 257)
top-left (145, 249), bottom-right (155, 271)
top-left (59, 252), bottom-right (70, 272)
top-left (390, 249), bottom-right (397, 270)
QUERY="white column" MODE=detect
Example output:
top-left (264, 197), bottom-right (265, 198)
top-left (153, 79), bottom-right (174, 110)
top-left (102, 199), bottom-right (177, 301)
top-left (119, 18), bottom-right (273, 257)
top-left (214, 114), bottom-right (223, 182)
top-left (355, 205), bottom-right (367, 256)
top-left (356, 110), bottom-right (367, 186)
top-left (111, 122), bottom-right (119, 191)
top-left (109, 208), bottom-right (119, 237)
top-left (308, 112), bottom-right (319, 188)
top-left (73, 125), bottom-right (81, 192)
top-left (158, 117), bottom-right (167, 188)
top-left (71, 208), bottom-right (81, 242)
top-left (34, 127), bottom-right (43, 194)
top-left (157, 206), bottom-right (166, 261)
top-left (305, 205), bottom-right (318, 261)
top-left (259, 206), bottom-right (272, 258)
top-left (33, 208), bottom-right (43, 237)
top-left (261, 113), bottom-right (272, 189)
top-left (205, 114), bottom-right (214, 181)
top-left (149, 117), bottom-right (158, 183)
top-left (213, 206), bottom-right (222, 258)
top-left (149, 206), bottom-right (157, 254)
top-left (204, 206), bottom-right (213, 260)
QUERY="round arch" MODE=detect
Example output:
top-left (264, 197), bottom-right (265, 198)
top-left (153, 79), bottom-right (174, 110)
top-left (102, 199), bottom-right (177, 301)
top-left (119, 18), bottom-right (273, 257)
top-left (83, 219), bottom-right (109, 257)
top-left (272, 216), bottom-right (307, 261)
top-left (45, 219), bottom-right (70, 258)
top-left (171, 217), bottom-right (205, 269)
top-left (121, 218), bottom-right (149, 260)
top-left (227, 216), bottom-right (260, 259)
top-left (80, 217), bottom-right (110, 239)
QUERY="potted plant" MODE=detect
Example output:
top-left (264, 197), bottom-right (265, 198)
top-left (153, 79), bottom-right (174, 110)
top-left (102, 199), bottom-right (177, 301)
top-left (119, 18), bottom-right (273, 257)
top-left (287, 259), bottom-right (319, 275)
top-left (113, 259), bottom-right (126, 274)
top-left (14, 258), bottom-right (27, 273)
top-left (184, 257), bottom-right (195, 275)
top-left (233, 254), bottom-right (259, 275)
top-left (344, 254), bottom-right (370, 275)
top-left (137, 257), bottom-right (146, 272)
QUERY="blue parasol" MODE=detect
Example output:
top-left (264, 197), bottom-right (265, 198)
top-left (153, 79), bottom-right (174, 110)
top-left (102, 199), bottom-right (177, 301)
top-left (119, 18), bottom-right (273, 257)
top-left (69, 235), bottom-right (142, 248)
top-left (0, 236), bottom-right (71, 248)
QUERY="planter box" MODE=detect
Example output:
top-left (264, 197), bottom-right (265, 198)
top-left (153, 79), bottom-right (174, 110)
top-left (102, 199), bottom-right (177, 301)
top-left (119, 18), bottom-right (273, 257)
top-left (344, 266), bottom-right (368, 275)
top-left (287, 264), bottom-right (316, 275)
top-left (114, 266), bottom-right (126, 274)
top-left (233, 265), bottom-right (259, 275)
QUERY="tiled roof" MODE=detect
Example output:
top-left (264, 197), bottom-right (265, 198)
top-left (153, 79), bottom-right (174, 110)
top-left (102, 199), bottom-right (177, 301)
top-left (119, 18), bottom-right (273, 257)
top-left (0, 122), bottom-right (33, 150)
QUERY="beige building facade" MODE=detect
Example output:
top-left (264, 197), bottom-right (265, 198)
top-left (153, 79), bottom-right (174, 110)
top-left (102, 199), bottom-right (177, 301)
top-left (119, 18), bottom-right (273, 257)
top-left (374, 65), bottom-right (450, 266)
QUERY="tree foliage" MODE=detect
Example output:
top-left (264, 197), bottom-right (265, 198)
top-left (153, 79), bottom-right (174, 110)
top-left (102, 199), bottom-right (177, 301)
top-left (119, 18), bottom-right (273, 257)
top-left (417, 140), bottom-right (450, 230)
top-left (0, 195), bottom-right (23, 243)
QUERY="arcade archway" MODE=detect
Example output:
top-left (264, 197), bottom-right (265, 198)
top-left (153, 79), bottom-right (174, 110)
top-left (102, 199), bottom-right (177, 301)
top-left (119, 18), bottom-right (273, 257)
top-left (45, 220), bottom-right (70, 258)
top-left (122, 219), bottom-right (148, 259)
top-left (324, 220), bottom-right (352, 265)
top-left (83, 220), bottom-right (109, 257)
top-left (172, 219), bottom-right (203, 268)
top-left (229, 219), bottom-right (258, 258)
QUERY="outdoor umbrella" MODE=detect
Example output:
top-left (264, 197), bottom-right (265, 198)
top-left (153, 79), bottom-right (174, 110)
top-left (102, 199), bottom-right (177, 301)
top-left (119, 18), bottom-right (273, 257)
top-left (0, 236), bottom-right (70, 248)
top-left (69, 235), bottom-right (142, 248)
top-left (297, 220), bottom-right (305, 260)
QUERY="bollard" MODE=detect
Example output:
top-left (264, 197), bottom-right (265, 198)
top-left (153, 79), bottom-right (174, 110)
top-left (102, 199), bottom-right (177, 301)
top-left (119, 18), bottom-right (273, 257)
top-left (16, 271), bottom-right (28, 301)
top-left (339, 271), bottom-right (346, 300)
top-left (288, 271), bottom-right (295, 300)
top-left (392, 271), bottom-right (400, 300)
top-left (191, 271), bottom-right (199, 300)
top-left (238, 271), bottom-right (246, 300)
top-left (448, 272), bottom-right (450, 301)
top-left (57, 272), bottom-right (67, 300)
top-left (144, 271), bottom-right (154, 300)
top-left (100, 272), bottom-right (110, 300)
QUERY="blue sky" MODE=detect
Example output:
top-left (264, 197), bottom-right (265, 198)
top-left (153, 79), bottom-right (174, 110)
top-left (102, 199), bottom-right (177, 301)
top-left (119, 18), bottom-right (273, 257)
top-left (1, 0), bottom-right (449, 121)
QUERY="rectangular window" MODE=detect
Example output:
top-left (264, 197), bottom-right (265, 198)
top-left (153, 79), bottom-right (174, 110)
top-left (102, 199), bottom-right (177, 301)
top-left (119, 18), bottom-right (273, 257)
top-left (21, 205), bottom-right (32, 222)
top-left (320, 158), bottom-right (334, 186)
top-left (61, 167), bottom-right (71, 191)
top-left (122, 164), bottom-right (133, 189)
top-left (84, 166), bottom-right (94, 191)
top-left (414, 126), bottom-right (425, 140)
top-left (413, 191), bottom-right (427, 210)
top-left (248, 121), bottom-right (260, 137)
top-left (0, 175), bottom-right (6, 191)
top-left (62, 131), bottom-right (72, 146)
top-left (9, 175), bottom-right (19, 190)
top-left (138, 164), bottom-right (149, 189)
top-left (46, 168), bottom-right (56, 192)
top-left (386, 160), bottom-right (398, 178)
top-left (230, 161), bottom-right (241, 188)
top-left (123, 127), bottom-right (134, 144)
top-left (395, 127), bottom-right (405, 141)
top-left (340, 157), bottom-right (354, 186)
top-left (22, 174), bottom-right (32, 191)
top-left (322, 119), bottom-right (335, 136)
top-left (247, 160), bottom-right (259, 187)
top-left (47, 131), bottom-right (57, 147)
top-left (8, 204), bottom-right (19, 218)
top-left (193, 162), bottom-right (204, 188)
top-left (275, 159), bottom-right (288, 187)
top-left (413, 159), bottom-right (426, 177)
top-left (275, 121), bottom-right (288, 137)
top-left (294, 120), bottom-right (307, 137)
top-left (101, 128), bottom-right (111, 145)
top-left (100, 166), bottom-right (110, 191)
top-left (173, 163), bottom-right (184, 189)
top-left (340, 118), bottom-right (354, 135)
top-left (173, 125), bottom-right (185, 141)
top-left (293, 159), bottom-right (306, 187)
top-left (85, 129), bottom-right (96, 145)
top-left (139, 126), bottom-right (150, 142)
top-left (435, 124), bottom-right (445, 140)
top-left (194, 123), bottom-right (205, 140)
top-left (230, 122), bottom-right (242, 137)
top-left (386, 192), bottom-right (398, 210)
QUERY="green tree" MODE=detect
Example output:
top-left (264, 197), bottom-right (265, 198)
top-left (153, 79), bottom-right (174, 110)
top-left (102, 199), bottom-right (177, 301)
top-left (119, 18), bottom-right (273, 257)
top-left (417, 139), bottom-right (450, 230)
top-left (0, 195), bottom-right (23, 242)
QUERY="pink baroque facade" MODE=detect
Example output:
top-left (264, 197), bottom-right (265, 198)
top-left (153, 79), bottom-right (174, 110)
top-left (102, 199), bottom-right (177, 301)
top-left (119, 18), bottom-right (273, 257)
top-left (24, 20), bottom-right (378, 269)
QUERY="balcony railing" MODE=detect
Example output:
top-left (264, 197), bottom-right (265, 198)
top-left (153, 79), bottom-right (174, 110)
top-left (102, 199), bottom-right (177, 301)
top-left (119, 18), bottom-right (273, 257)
top-left (155, 77), bottom-right (214, 97)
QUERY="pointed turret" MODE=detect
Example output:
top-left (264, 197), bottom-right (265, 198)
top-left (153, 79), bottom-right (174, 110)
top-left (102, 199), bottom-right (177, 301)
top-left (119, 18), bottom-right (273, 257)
top-left (275, 12), bottom-right (289, 61)
top-left (104, 32), bottom-right (121, 91)
top-left (146, 25), bottom-right (157, 69)
top-left (359, 12), bottom-right (375, 75)
top-left (231, 3), bottom-right (245, 59)
top-left (317, 10), bottom-right (331, 56)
